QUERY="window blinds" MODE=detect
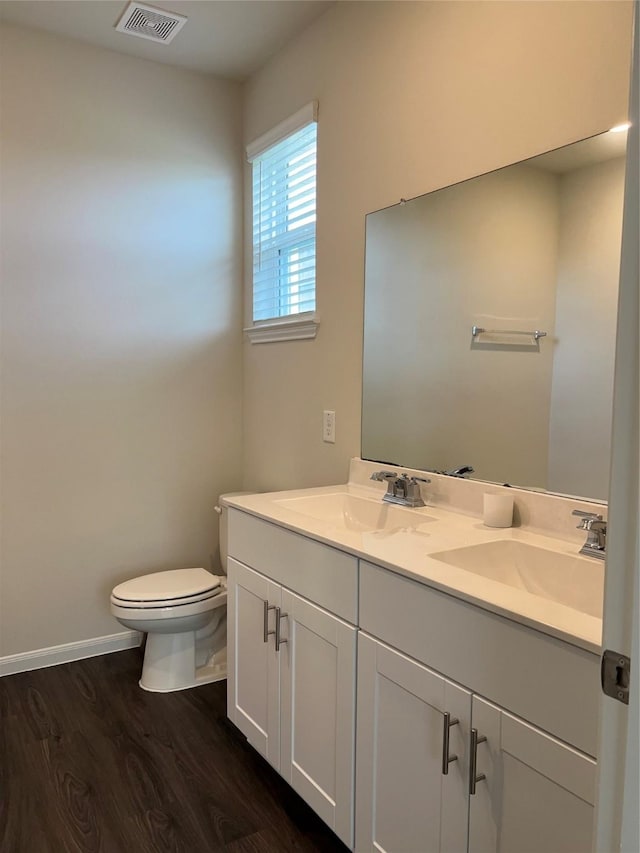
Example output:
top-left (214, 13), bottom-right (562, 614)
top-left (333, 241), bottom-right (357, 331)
top-left (249, 107), bottom-right (317, 323)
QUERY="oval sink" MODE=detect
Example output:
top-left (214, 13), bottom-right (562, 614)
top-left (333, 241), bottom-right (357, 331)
top-left (429, 539), bottom-right (603, 618)
top-left (275, 492), bottom-right (436, 533)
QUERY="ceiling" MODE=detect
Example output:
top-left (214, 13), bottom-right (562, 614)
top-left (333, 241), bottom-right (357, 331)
top-left (0, 0), bottom-right (334, 80)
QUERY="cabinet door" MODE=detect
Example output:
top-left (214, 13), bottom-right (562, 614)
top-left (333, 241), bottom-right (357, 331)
top-left (279, 589), bottom-right (357, 848)
top-left (227, 557), bottom-right (281, 769)
top-left (468, 695), bottom-right (596, 853)
top-left (355, 633), bottom-right (471, 853)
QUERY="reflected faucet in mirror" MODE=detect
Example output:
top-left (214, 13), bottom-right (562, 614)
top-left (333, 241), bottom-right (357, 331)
top-left (422, 464), bottom-right (475, 478)
top-left (370, 471), bottom-right (431, 508)
top-left (444, 465), bottom-right (475, 478)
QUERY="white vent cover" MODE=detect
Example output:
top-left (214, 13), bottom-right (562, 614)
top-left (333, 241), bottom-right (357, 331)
top-left (115, 2), bottom-right (187, 44)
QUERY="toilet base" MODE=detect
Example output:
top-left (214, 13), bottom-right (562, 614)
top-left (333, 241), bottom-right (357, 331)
top-left (139, 625), bottom-right (227, 693)
top-left (139, 661), bottom-right (227, 693)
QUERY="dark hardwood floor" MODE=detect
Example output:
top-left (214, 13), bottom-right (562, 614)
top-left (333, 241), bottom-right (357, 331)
top-left (0, 648), bottom-right (350, 853)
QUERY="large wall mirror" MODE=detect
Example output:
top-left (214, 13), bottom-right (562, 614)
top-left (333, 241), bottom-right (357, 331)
top-left (362, 129), bottom-right (628, 502)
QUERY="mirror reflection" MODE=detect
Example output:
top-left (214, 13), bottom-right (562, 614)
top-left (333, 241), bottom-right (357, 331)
top-left (362, 130), bottom-right (627, 501)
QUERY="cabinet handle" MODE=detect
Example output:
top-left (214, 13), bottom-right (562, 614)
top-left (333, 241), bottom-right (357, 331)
top-left (275, 607), bottom-right (288, 652)
top-left (441, 711), bottom-right (459, 775)
top-left (469, 728), bottom-right (488, 795)
top-left (263, 600), bottom-right (276, 643)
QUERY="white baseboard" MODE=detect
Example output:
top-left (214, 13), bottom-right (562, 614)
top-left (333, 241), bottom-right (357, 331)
top-left (0, 630), bottom-right (142, 677)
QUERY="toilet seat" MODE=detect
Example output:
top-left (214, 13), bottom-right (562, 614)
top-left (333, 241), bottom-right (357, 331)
top-left (111, 567), bottom-right (221, 609)
top-left (111, 588), bottom-right (227, 623)
top-left (111, 587), bottom-right (224, 609)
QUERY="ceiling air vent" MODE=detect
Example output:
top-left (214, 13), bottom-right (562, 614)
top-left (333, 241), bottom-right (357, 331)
top-left (115, 2), bottom-right (187, 45)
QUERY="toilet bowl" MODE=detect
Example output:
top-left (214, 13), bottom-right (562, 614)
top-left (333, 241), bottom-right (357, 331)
top-left (111, 567), bottom-right (228, 692)
top-left (110, 492), bottom-right (250, 693)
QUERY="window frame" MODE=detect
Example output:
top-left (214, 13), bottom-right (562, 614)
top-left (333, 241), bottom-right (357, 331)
top-left (245, 102), bottom-right (319, 344)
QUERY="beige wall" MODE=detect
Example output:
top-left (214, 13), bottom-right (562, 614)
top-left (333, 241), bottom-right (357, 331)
top-left (242, 0), bottom-right (633, 493)
top-left (363, 164), bottom-right (559, 489)
top-left (0, 2), bottom-right (633, 658)
top-left (0, 25), bottom-right (243, 656)
top-left (547, 156), bottom-right (626, 499)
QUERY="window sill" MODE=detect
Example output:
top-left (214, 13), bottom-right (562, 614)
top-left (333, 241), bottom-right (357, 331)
top-left (244, 313), bottom-right (320, 344)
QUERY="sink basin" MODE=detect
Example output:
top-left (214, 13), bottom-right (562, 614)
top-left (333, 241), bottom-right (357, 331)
top-left (275, 492), bottom-right (436, 533)
top-left (429, 540), bottom-right (603, 618)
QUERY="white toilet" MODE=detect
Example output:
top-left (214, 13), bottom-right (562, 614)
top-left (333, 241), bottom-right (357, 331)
top-left (110, 493), bottom-right (243, 692)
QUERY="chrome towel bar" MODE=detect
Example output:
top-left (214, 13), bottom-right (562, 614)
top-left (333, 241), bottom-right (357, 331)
top-left (471, 325), bottom-right (547, 342)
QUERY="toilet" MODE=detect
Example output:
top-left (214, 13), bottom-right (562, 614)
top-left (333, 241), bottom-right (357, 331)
top-left (110, 493), bottom-right (245, 692)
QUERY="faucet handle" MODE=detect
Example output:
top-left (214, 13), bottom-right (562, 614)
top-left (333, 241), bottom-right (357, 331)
top-left (370, 471), bottom-right (398, 482)
top-left (572, 509), bottom-right (603, 529)
top-left (409, 476), bottom-right (431, 485)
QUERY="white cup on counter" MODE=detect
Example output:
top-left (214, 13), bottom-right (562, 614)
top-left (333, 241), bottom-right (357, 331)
top-left (483, 493), bottom-right (514, 528)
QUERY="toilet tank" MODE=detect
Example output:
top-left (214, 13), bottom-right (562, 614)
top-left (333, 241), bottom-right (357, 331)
top-left (216, 492), bottom-right (253, 575)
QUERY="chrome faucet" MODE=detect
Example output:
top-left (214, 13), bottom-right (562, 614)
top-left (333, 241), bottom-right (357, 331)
top-left (370, 471), bottom-right (431, 508)
top-left (572, 510), bottom-right (607, 560)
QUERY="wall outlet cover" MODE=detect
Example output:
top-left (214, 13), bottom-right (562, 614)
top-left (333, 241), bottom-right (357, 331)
top-left (323, 410), bottom-right (336, 443)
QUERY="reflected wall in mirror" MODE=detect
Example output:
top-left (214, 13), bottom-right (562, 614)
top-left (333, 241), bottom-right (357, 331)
top-left (362, 130), bottom-right (628, 501)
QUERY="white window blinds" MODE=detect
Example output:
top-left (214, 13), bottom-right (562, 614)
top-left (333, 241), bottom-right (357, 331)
top-left (248, 104), bottom-right (317, 323)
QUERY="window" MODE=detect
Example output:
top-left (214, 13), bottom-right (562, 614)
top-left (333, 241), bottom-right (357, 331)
top-left (246, 102), bottom-right (319, 342)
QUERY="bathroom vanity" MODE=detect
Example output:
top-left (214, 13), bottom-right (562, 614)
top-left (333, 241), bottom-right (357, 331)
top-left (223, 122), bottom-right (629, 851)
top-left (225, 460), bottom-right (604, 852)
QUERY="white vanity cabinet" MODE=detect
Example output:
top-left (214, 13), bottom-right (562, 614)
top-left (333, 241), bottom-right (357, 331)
top-left (355, 634), bottom-right (471, 853)
top-left (280, 587), bottom-right (357, 843)
top-left (468, 696), bottom-right (596, 853)
top-left (356, 560), bottom-right (600, 853)
top-left (226, 509), bottom-right (359, 848)
top-left (226, 504), bottom-right (601, 853)
top-left (227, 558), bottom-right (282, 767)
top-left (355, 631), bottom-right (597, 853)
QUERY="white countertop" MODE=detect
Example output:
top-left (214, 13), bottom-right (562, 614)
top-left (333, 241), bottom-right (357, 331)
top-left (224, 482), bottom-right (603, 655)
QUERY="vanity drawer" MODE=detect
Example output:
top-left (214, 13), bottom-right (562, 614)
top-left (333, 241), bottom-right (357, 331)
top-left (227, 509), bottom-right (358, 624)
top-left (359, 560), bottom-right (600, 756)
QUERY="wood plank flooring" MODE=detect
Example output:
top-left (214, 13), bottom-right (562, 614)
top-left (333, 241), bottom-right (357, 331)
top-left (0, 648), bottom-right (350, 853)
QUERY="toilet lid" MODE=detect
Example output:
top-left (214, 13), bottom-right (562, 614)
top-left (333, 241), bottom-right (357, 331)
top-left (112, 568), bottom-right (221, 604)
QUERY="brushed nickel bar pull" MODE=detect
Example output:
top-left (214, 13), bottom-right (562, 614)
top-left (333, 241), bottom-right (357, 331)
top-left (442, 712), bottom-right (459, 775)
top-left (275, 607), bottom-right (288, 652)
top-left (469, 728), bottom-right (488, 795)
top-left (263, 600), bottom-right (275, 643)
